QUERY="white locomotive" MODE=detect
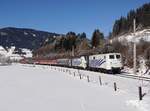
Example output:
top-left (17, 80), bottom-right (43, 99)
top-left (88, 53), bottom-right (122, 73)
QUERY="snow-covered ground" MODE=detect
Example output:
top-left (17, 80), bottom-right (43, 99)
top-left (0, 64), bottom-right (150, 111)
top-left (122, 58), bottom-right (150, 78)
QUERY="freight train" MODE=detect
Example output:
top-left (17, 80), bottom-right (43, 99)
top-left (20, 53), bottom-right (123, 74)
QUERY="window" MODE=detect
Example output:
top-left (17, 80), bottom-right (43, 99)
top-left (109, 55), bottom-right (114, 59)
top-left (116, 55), bottom-right (121, 59)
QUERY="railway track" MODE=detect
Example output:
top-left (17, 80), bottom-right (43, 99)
top-left (24, 63), bottom-right (150, 81)
top-left (60, 66), bottom-right (150, 82)
top-left (85, 68), bottom-right (150, 81)
top-left (116, 73), bottom-right (150, 81)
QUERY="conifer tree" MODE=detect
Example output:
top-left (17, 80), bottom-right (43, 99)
top-left (91, 29), bottom-right (104, 48)
top-left (112, 3), bottom-right (150, 37)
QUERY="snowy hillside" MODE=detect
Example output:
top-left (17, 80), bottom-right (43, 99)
top-left (0, 64), bottom-right (150, 111)
top-left (111, 29), bottom-right (150, 43)
top-left (110, 29), bottom-right (150, 76)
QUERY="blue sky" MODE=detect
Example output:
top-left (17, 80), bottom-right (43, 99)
top-left (0, 0), bottom-right (149, 38)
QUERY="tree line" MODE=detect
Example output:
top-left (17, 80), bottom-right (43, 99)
top-left (33, 29), bottom-right (105, 58)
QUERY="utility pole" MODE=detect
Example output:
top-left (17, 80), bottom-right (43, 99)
top-left (133, 19), bottom-right (136, 75)
top-left (72, 46), bottom-right (74, 57)
top-left (133, 19), bottom-right (144, 100)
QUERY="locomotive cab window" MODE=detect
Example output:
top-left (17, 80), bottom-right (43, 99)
top-left (109, 55), bottom-right (114, 59)
top-left (116, 55), bottom-right (121, 59)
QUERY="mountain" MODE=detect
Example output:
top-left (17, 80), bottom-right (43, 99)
top-left (0, 27), bottom-right (60, 50)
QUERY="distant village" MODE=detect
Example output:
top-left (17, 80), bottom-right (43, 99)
top-left (0, 46), bottom-right (32, 65)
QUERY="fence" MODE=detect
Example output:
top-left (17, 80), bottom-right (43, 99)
top-left (23, 64), bottom-right (150, 101)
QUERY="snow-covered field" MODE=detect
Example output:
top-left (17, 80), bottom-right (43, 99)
top-left (0, 64), bottom-right (150, 111)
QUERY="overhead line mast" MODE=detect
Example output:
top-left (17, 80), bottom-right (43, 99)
top-left (133, 19), bottom-right (136, 75)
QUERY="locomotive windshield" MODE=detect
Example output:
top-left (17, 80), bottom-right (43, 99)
top-left (109, 55), bottom-right (114, 59)
top-left (116, 55), bottom-right (121, 59)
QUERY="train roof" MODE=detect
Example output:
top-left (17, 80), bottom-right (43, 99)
top-left (89, 53), bottom-right (121, 56)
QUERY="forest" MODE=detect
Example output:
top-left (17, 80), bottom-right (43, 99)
top-left (111, 3), bottom-right (150, 37)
